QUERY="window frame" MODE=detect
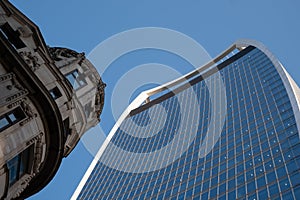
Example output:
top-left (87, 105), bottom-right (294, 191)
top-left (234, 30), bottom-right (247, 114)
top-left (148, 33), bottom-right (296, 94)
top-left (0, 107), bottom-right (26, 132)
top-left (65, 69), bottom-right (87, 90)
top-left (49, 86), bottom-right (62, 100)
top-left (0, 22), bottom-right (26, 49)
top-left (7, 145), bottom-right (33, 187)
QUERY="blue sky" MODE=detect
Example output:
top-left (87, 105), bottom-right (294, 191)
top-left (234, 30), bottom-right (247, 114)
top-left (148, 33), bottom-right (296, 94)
top-left (10, 0), bottom-right (300, 199)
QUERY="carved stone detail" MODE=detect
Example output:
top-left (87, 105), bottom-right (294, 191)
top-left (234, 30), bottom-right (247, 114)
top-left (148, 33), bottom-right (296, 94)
top-left (0, 72), bottom-right (14, 82)
top-left (19, 51), bottom-right (40, 71)
top-left (18, 101), bottom-right (37, 126)
top-left (21, 175), bottom-right (34, 186)
top-left (26, 132), bottom-right (43, 146)
top-left (17, 25), bottom-right (33, 38)
top-left (20, 101), bottom-right (35, 118)
top-left (4, 75), bottom-right (28, 104)
top-left (95, 81), bottom-right (106, 118)
top-left (12, 174), bottom-right (35, 199)
top-left (19, 117), bottom-right (32, 126)
top-left (0, 72), bottom-right (29, 107)
top-left (7, 98), bottom-right (24, 109)
top-left (48, 47), bottom-right (85, 61)
top-left (5, 90), bottom-right (28, 102)
top-left (32, 132), bottom-right (44, 173)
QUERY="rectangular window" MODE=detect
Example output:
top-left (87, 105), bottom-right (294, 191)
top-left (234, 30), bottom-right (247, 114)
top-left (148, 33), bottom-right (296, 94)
top-left (0, 23), bottom-right (26, 49)
top-left (0, 118), bottom-right (9, 129)
top-left (84, 102), bottom-right (92, 118)
top-left (63, 118), bottom-right (71, 139)
top-left (0, 107), bottom-right (26, 132)
top-left (7, 145), bottom-right (33, 186)
top-left (65, 69), bottom-right (86, 90)
top-left (49, 87), bottom-right (62, 100)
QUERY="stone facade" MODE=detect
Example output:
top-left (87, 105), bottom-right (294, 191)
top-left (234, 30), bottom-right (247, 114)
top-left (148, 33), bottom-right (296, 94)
top-left (0, 1), bottom-right (105, 199)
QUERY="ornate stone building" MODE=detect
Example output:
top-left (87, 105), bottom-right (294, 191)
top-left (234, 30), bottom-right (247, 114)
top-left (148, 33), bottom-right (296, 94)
top-left (0, 0), bottom-right (105, 199)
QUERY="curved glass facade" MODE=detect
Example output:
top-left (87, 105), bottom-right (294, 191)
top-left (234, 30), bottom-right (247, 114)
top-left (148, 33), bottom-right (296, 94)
top-left (76, 46), bottom-right (300, 199)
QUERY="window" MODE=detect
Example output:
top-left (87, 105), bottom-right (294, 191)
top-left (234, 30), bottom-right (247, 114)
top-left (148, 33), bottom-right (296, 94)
top-left (65, 69), bottom-right (86, 90)
top-left (0, 23), bottom-right (26, 49)
top-left (7, 146), bottom-right (33, 186)
top-left (84, 102), bottom-right (92, 118)
top-left (0, 107), bottom-right (26, 132)
top-left (63, 118), bottom-right (71, 139)
top-left (49, 87), bottom-right (62, 100)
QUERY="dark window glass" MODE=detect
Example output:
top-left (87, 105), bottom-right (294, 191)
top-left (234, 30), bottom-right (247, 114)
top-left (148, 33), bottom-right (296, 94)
top-left (65, 69), bottom-right (86, 90)
top-left (0, 23), bottom-right (26, 49)
top-left (49, 87), bottom-right (62, 100)
top-left (0, 118), bottom-right (9, 129)
top-left (7, 156), bottom-right (18, 186)
top-left (7, 146), bottom-right (33, 186)
top-left (0, 107), bottom-right (26, 132)
top-left (62, 118), bottom-right (71, 140)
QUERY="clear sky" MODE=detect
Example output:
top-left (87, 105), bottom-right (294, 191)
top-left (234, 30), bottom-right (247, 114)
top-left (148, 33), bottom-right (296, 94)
top-left (9, 0), bottom-right (300, 199)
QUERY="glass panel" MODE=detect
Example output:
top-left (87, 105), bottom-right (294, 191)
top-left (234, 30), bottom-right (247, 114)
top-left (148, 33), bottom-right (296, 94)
top-left (7, 146), bottom-right (32, 187)
top-left (49, 87), bottom-right (62, 99)
top-left (8, 113), bottom-right (17, 122)
top-left (79, 79), bottom-right (86, 86)
top-left (19, 148), bottom-right (30, 176)
top-left (7, 155), bottom-right (19, 186)
top-left (0, 107), bottom-right (25, 131)
top-left (13, 107), bottom-right (25, 122)
top-left (66, 70), bottom-right (83, 89)
top-left (66, 73), bottom-right (76, 87)
top-left (77, 46), bottom-right (300, 200)
top-left (0, 117), bottom-right (9, 129)
top-left (72, 70), bottom-right (79, 78)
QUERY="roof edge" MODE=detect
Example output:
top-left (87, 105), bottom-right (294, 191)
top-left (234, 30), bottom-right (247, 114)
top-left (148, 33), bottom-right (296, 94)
top-left (234, 39), bottom-right (300, 137)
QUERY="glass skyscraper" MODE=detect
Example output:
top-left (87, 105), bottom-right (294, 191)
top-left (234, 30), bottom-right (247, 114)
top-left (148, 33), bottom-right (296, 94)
top-left (72, 40), bottom-right (300, 199)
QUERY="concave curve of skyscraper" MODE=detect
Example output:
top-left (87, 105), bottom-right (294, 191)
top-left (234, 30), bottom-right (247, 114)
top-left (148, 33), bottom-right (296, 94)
top-left (73, 39), bottom-right (300, 200)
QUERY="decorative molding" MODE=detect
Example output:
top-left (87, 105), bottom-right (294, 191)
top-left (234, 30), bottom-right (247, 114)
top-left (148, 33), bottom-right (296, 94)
top-left (48, 47), bottom-right (85, 62)
top-left (65, 100), bottom-right (74, 110)
top-left (32, 132), bottom-right (44, 173)
top-left (19, 101), bottom-right (36, 126)
top-left (7, 98), bottom-right (24, 109)
top-left (20, 101), bottom-right (35, 118)
top-left (17, 25), bottom-right (32, 38)
top-left (12, 174), bottom-right (35, 199)
top-left (19, 51), bottom-right (40, 71)
top-left (11, 72), bottom-right (27, 92)
top-left (95, 81), bottom-right (106, 118)
top-left (5, 90), bottom-right (28, 102)
top-left (97, 81), bottom-right (106, 94)
top-left (19, 117), bottom-right (32, 126)
top-left (0, 72), bottom-right (14, 82)
top-left (21, 175), bottom-right (34, 187)
top-left (3, 71), bottom-right (28, 103)
top-left (26, 132), bottom-right (42, 146)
